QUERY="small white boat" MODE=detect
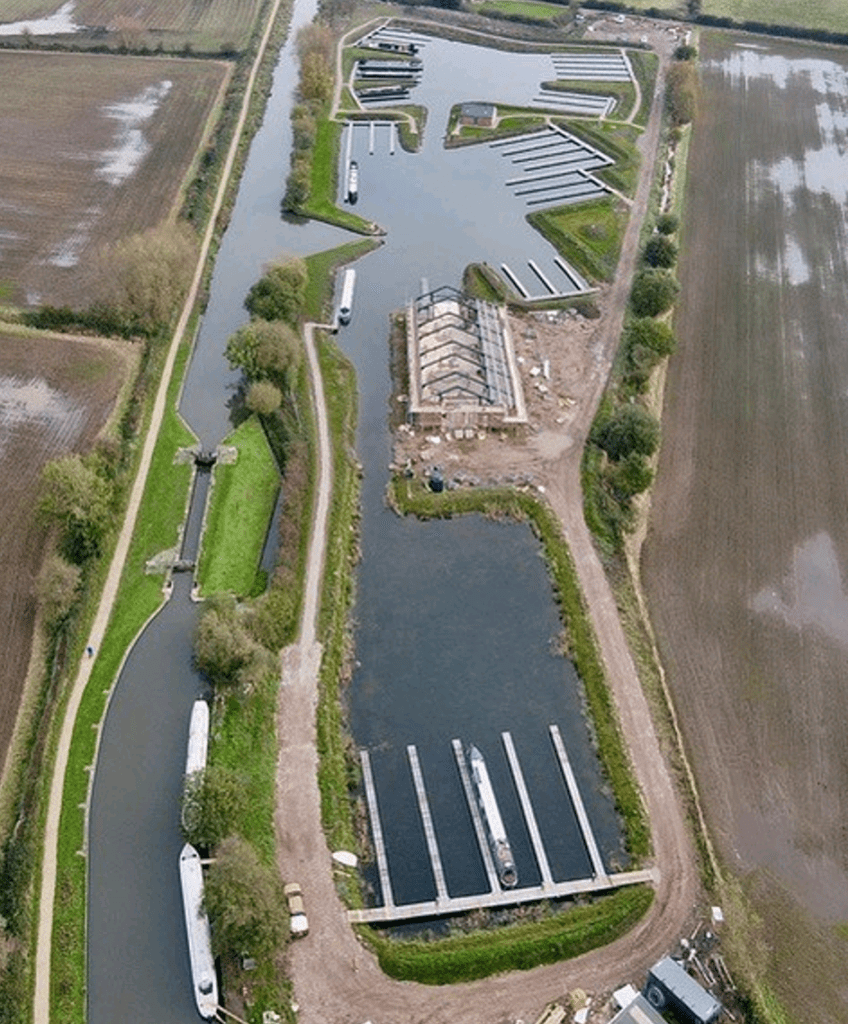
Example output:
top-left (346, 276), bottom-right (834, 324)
top-left (347, 160), bottom-right (359, 203)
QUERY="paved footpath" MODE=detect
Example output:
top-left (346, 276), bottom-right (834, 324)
top-left (33, 1), bottom-right (287, 1018)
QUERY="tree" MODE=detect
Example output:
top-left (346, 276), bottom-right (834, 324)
top-left (246, 381), bottom-right (282, 415)
top-left (630, 269), bottom-right (680, 318)
top-left (283, 157), bottom-right (312, 212)
top-left (593, 404), bottom-right (660, 461)
top-left (666, 61), bottom-right (696, 126)
top-left (34, 554), bottom-right (82, 630)
top-left (203, 836), bottom-right (287, 957)
top-left (625, 318), bottom-right (677, 357)
top-left (39, 455), bottom-right (113, 563)
top-left (608, 451), bottom-right (653, 500)
top-left (643, 234), bottom-right (678, 269)
top-left (94, 222), bottom-right (198, 335)
top-left (655, 213), bottom-right (679, 236)
top-left (225, 319), bottom-right (301, 388)
top-left (194, 597), bottom-right (276, 692)
top-left (245, 259), bottom-right (308, 325)
top-left (182, 765), bottom-right (247, 849)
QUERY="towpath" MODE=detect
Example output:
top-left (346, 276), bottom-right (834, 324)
top-left (32, 0), bottom-right (288, 1018)
top-left (276, 32), bottom-right (700, 1024)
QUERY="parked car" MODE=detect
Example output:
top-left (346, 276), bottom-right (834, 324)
top-left (284, 882), bottom-right (309, 937)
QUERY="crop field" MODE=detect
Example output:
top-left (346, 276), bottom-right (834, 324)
top-left (0, 51), bottom-right (227, 308)
top-left (642, 32), bottom-right (848, 1022)
top-left (0, 0), bottom-right (265, 53)
top-left (0, 329), bottom-right (131, 776)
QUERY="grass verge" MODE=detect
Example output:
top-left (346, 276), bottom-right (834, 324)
top-left (314, 333), bottom-right (361, 859)
top-left (363, 884), bottom-right (653, 983)
top-left (299, 119), bottom-right (377, 234)
top-left (51, 337), bottom-right (197, 1023)
top-left (198, 415), bottom-right (280, 597)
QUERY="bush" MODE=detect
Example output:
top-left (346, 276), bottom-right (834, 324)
top-left (203, 836), bottom-right (287, 957)
top-left (592, 403), bottom-right (660, 461)
top-left (245, 259), bottom-right (308, 325)
top-left (39, 454), bottom-right (114, 563)
top-left (182, 765), bottom-right (247, 849)
top-left (666, 61), bottom-right (696, 126)
top-left (246, 380), bottom-right (283, 415)
top-left (630, 269), bottom-right (679, 317)
top-left (225, 319), bottom-right (301, 387)
top-left (34, 553), bottom-right (82, 630)
top-left (655, 212), bottom-right (679, 235)
top-left (625, 318), bottom-right (677, 357)
top-left (643, 234), bottom-right (678, 269)
top-left (194, 596), bottom-right (276, 692)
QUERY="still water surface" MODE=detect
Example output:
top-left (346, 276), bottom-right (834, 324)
top-left (88, 10), bottom-right (625, 1021)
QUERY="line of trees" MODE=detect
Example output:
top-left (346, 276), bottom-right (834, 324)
top-left (282, 24), bottom-right (335, 212)
top-left (584, 210), bottom-right (681, 545)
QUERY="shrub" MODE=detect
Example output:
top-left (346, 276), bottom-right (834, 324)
top-left (246, 381), bottom-right (283, 415)
top-left (203, 836), bottom-right (287, 957)
top-left (225, 319), bottom-right (301, 387)
top-left (625, 318), bottom-right (677, 357)
top-left (655, 212), bottom-right (679, 235)
top-left (592, 403), bottom-right (660, 461)
top-left (39, 454), bottom-right (114, 563)
top-left (194, 596), bottom-right (276, 692)
top-left (245, 259), bottom-right (308, 325)
top-left (643, 234), bottom-right (678, 269)
top-left (666, 61), bottom-right (696, 126)
top-left (34, 554), bottom-right (82, 630)
top-left (182, 765), bottom-right (247, 849)
top-left (630, 269), bottom-right (679, 317)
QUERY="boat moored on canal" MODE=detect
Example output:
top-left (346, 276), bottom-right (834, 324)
top-left (469, 744), bottom-right (518, 888)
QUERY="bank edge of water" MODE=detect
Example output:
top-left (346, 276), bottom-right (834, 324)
top-left (25, 1), bottom-right (301, 1019)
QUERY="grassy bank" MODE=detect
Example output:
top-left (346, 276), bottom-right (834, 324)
top-left (389, 479), bottom-right (650, 861)
top-left (528, 196), bottom-right (629, 284)
top-left (364, 884), bottom-right (653, 983)
top-left (314, 333), bottom-right (361, 859)
top-left (50, 337), bottom-right (197, 1023)
top-left (198, 416), bottom-right (280, 598)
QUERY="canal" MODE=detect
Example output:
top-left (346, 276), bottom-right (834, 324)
top-left (87, 8), bottom-right (626, 1022)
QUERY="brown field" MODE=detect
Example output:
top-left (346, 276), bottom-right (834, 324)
top-left (0, 329), bottom-right (133, 781)
top-left (0, 50), bottom-right (227, 308)
top-left (642, 32), bottom-right (848, 1022)
top-left (0, 0), bottom-right (265, 52)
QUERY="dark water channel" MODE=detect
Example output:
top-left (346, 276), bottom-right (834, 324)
top-left (88, 13), bottom-right (626, 1023)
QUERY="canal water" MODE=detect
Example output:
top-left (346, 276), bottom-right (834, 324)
top-left (88, 9), bottom-right (627, 1022)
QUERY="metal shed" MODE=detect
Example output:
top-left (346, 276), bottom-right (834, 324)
top-left (610, 993), bottom-right (666, 1024)
top-left (644, 956), bottom-right (722, 1024)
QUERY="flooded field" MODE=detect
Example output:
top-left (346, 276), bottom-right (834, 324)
top-left (642, 31), bottom-right (848, 1022)
top-left (0, 51), bottom-right (226, 306)
top-left (0, 332), bottom-right (131, 772)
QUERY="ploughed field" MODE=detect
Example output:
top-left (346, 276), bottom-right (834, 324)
top-left (0, 51), bottom-right (226, 308)
top-left (642, 32), bottom-right (848, 1022)
top-left (0, 331), bottom-right (130, 774)
top-left (0, 1), bottom-right (264, 52)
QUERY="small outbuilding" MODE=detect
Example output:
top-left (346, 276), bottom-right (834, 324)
top-left (459, 102), bottom-right (496, 127)
top-left (610, 993), bottom-right (666, 1024)
top-left (644, 956), bottom-right (723, 1024)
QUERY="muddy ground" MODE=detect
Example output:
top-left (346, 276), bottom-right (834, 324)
top-left (0, 51), bottom-right (226, 308)
top-left (642, 31), bottom-right (848, 1023)
top-left (0, 331), bottom-right (133, 791)
top-left (391, 299), bottom-right (611, 490)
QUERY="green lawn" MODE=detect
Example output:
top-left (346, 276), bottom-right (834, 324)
top-left (528, 197), bottom-right (629, 283)
top-left (198, 415), bottom-right (280, 597)
top-left (477, 0), bottom-right (569, 20)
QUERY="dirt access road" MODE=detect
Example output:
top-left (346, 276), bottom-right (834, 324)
top-left (276, 26), bottom-right (700, 1024)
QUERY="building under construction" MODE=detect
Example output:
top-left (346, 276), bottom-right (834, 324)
top-left (405, 286), bottom-right (527, 431)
